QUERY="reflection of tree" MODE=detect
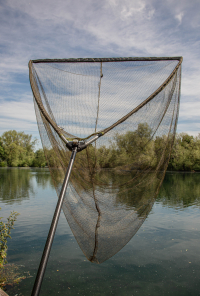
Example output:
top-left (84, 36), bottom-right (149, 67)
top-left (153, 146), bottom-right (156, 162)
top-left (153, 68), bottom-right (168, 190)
top-left (34, 168), bottom-right (54, 189)
top-left (0, 168), bottom-right (34, 204)
top-left (114, 171), bottom-right (161, 211)
top-left (158, 172), bottom-right (200, 208)
top-left (0, 168), bottom-right (53, 204)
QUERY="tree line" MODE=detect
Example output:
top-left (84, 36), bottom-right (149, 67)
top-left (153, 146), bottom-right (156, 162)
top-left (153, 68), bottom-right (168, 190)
top-left (0, 130), bottom-right (46, 167)
top-left (86, 123), bottom-right (200, 171)
top-left (0, 128), bottom-right (200, 171)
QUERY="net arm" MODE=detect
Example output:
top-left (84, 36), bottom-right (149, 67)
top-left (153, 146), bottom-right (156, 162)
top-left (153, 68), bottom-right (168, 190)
top-left (101, 57), bottom-right (183, 136)
top-left (29, 60), bottom-right (101, 149)
top-left (29, 61), bottom-right (71, 150)
top-left (85, 133), bottom-right (103, 146)
top-left (31, 56), bottom-right (183, 63)
top-left (59, 134), bottom-right (72, 150)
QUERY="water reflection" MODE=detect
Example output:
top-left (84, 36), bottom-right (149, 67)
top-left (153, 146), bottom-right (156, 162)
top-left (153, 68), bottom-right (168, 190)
top-left (0, 168), bottom-right (52, 204)
top-left (158, 172), bottom-right (200, 208)
top-left (1, 168), bottom-right (200, 263)
top-left (33, 168), bottom-right (54, 189)
top-left (0, 168), bottom-right (34, 204)
top-left (1, 168), bottom-right (200, 296)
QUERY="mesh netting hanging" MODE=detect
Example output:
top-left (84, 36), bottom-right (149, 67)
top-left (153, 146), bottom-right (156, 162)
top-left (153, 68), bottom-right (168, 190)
top-left (29, 57), bottom-right (182, 264)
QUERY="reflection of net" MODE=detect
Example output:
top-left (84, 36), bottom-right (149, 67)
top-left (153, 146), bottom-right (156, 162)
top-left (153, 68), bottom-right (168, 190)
top-left (29, 57), bottom-right (182, 263)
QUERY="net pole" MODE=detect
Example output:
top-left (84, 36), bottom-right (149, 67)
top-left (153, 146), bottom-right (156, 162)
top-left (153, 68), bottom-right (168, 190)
top-left (31, 147), bottom-right (77, 296)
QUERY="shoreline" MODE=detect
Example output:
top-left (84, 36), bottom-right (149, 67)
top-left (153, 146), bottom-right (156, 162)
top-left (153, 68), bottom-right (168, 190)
top-left (0, 167), bottom-right (200, 173)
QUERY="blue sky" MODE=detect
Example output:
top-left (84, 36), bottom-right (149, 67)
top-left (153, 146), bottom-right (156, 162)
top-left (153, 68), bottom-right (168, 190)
top-left (0, 0), bottom-right (200, 147)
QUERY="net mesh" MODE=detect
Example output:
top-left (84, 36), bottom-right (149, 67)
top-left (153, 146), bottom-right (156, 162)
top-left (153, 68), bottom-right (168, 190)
top-left (29, 57), bottom-right (182, 263)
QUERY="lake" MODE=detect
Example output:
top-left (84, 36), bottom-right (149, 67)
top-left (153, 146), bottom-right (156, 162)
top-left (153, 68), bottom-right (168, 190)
top-left (0, 168), bottom-right (200, 296)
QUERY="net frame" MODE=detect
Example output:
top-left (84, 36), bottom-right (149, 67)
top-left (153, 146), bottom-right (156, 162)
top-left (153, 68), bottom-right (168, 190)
top-left (29, 57), bottom-right (182, 143)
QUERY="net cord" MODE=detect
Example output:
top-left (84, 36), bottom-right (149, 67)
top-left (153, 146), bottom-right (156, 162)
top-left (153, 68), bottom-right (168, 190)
top-left (95, 62), bottom-right (103, 133)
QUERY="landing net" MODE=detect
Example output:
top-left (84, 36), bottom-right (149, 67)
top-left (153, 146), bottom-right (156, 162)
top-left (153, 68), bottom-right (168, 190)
top-left (29, 57), bottom-right (182, 263)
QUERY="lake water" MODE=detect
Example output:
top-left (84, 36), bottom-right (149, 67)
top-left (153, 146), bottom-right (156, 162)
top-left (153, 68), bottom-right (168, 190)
top-left (0, 168), bottom-right (200, 296)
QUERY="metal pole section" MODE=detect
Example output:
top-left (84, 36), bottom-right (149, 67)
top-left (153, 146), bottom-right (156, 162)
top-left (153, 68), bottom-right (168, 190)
top-left (31, 147), bottom-right (77, 296)
top-left (85, 134), bottom-right (99, 146)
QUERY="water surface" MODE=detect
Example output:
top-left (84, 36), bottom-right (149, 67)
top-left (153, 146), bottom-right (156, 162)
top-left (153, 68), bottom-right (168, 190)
top-left (0, 168), bottom-right (200, 296)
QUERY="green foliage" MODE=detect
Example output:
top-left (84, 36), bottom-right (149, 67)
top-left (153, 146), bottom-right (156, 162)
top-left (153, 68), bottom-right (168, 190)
top-left (0, 137), bottom-right (6, 167)
top-left (0, 161), bottom-right (7, 167)
top-left (97, 145), bottom-right (119, 168)
top-left (0, 208), bottom-right (19, 268)
top-left (0, 137), bottom-right (5, 160)
top-left (0, 263), bottom-right (29, 290)
top-left (168, 133), bottom-right (200, 171)
top-left (32, 149), bottom-right (47, 167)
top-left (0, 130), bottom-right (47, 168)
top-left (1, 128), bottom-right (200, 171)
top-left (1, 130), bottom-right (37, 167)
top-left (96, 126), bottom-right (200, 172)
top-left (115, 123), bottom-right (152, 155)
top-left (96, 123), bottom-right (156, 169)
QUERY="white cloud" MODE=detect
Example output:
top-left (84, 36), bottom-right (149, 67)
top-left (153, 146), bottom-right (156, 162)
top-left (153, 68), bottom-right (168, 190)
top-left (0, 98), bottom-right (39, 138)
top-left (179, 100), bottom-right (200, 119)
top-left (120, 2), bottom-right (146, 20)
top-left (0, 99), bottom-right (35, 122)
top-left (181, 70), bottom-right (200, 97)
top-left (175, 12), bottom-right (184, 25)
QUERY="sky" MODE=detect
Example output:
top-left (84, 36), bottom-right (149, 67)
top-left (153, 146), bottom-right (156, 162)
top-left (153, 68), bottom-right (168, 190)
top-left (0, 0), bottom-right (200, 148)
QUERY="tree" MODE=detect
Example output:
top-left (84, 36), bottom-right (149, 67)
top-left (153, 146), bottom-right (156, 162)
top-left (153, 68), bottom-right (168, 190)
top-left (1, 130), bottom-right (37, 167)
top-left (0, 137), bottom-right (6, 167)
top-left (113, 123), bottom-right (155, 169)
top-left (168, 133), bottom-right (200, 171)
top-left (32, 149), bottom-right (46, 167)
top-left (0, 138), bottom-right (5, 160)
